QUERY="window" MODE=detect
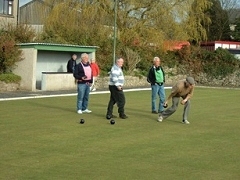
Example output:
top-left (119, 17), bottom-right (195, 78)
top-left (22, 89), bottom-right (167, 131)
top-left (0, 0), bottom-right (13, 15)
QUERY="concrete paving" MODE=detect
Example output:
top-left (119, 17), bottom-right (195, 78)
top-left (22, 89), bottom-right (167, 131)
top-left (0, 89), bottom-right (77, 100)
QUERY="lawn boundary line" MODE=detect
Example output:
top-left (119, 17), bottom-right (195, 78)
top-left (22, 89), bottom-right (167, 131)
top-left (1, 86), bottom-right (239, 101)
top-left (0, 87), bottom-right (160, 101)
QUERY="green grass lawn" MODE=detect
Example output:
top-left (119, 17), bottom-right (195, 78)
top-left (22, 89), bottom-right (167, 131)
top-left (0, 88), bottom-right (240, 180)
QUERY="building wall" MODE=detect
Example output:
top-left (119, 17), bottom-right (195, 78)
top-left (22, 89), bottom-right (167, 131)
top-left (201, 41), bottom-right (240, 52)
top-left (41, 73), bottom-right (76, 91)
top-left (228, 49), bottom-right (240, 60)
top-left (19, 0), bottom-right (50, 24)
top-left (13, 48), bottom-right (37, 91)
top-left (0, 0), bottom-right (19, 26)
top-left (36, 51), bottom-right (73, 89)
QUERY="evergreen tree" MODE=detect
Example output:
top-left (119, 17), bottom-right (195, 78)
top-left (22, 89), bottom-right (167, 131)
top-left (205, 0), bottom-right (230, 41)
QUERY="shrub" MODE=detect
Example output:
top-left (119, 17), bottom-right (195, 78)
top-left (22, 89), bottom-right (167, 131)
top-left (0, 33), bottom-right (23, 73)
top-left (0, 73), bottom-right (21, 83)
top-left (4, 23), bottom-right (36, 43)
top-left (202, 48), bottom-right (239, 78)
top-left (0, 22), bottom-right (34, 74)
top-left (173, 46), bottom-right (240, 79)
top-left (161, 51), bottom-right (179, 68)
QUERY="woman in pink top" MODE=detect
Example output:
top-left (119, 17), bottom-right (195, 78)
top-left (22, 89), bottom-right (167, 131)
top-left (90, 58), bottom-right (100, 91)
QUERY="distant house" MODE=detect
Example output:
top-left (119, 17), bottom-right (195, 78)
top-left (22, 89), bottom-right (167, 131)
top-left (200, 41), bottom-right (240, 59)
top-left (200, 41), bottom-right (240, 51)
top-left (19, 0), bottom-right (51, 25)
top-left (19, 0), bottom-right (52, 33)
top-left (0, 0), bottom-right (19, 26)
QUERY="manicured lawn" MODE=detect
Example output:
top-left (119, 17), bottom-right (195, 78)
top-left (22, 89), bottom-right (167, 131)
top-left (0, 88), bottom-right (240, 180)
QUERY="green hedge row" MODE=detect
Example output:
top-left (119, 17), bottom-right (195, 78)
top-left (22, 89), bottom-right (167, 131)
top-left (0, 73), bottom-right (21, 83)
top-left (133, 46), bottom-right (240, 78)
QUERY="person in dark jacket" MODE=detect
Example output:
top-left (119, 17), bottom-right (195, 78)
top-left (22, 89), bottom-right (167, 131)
top-left (147, 57), bottom-right (166, 114)
top-left (67, 54), bottom-right (77, 73)
top-left (73, 53), bottom-right (93, 114)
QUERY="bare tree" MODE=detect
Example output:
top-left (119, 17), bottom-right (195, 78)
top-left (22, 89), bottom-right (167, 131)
top-left (123, 47), bottom-right (141, 73)
top-left (41, 0), bottom-right (216, 45)
top-left (220, 0), bottom-right (240, 22)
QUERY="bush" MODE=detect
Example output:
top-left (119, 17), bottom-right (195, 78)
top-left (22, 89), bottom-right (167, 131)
top-left (0, 73), bottom-right (21, 83)
top-left (161, 51), bottom-right (179, 68)
top-left (0, 23), bottom-right (36, 74)
top-left (0, 33), bottom-right (23, 73)
top-left (173, 46), bottom-right (240, 79)
top-left (202, 48), bottom-right (239, 78)
top-left (4, 23), bottom-right (36, 43)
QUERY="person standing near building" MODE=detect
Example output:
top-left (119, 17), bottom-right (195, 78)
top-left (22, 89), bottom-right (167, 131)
top-left (74, 53), bottom-right (92, 114)
top-left (106, 58), bottom-right (128, 119)
top-left (147, 57), bottom-right (166, 114)
top-left (67, 54), bottom-right (77, 73)
top-left (90, 58), bottom-right (100, 91)
top-left (158, 77), bottom-right (195, 124)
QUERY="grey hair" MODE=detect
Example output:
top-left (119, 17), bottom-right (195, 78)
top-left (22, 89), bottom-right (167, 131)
top-left (153, 57), bottom-right (160, 62)
top-left (81, 53), bottom-right (88, 59)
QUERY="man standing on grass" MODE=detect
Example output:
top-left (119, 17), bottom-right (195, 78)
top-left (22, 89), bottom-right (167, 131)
top-left (74, 53), bottom-right (92, 114)
top-left (158, 77), bottom-right (195, 124)
top-left (147, 56), bottom-right (166, 114)
top-left (106, 58), bottom-right (128, 119)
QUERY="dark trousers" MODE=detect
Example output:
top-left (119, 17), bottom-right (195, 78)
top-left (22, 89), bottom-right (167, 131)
top-left (107, 85), bottom-right (126, 116)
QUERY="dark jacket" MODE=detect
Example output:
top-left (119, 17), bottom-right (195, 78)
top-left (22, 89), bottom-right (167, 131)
top-left (67, 58), bottom-right (76, 73)
top-left (147, 66), bottom-right (165, 85)
top-left (74, 62), bottom-right (93, 84)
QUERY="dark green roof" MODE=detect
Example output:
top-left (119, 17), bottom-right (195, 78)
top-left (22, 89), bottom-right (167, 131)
top-left (18, 43), bottom-right (98, 53)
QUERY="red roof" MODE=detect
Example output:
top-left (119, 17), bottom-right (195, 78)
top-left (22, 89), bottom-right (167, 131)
top-left (164, 41), bottom-right (190, 51)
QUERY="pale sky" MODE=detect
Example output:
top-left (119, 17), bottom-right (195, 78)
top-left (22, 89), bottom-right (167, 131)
top-left (19, 0), bottom-right (31, 7)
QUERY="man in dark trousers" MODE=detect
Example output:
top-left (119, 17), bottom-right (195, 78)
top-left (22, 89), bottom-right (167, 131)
top-left (106, 58), bottom-right (128, 119)
top-left (67, 54), bottom-right (77, 73)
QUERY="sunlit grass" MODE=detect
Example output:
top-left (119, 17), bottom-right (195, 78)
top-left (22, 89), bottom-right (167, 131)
top-left (0, 88), bottom-right (240, 180)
